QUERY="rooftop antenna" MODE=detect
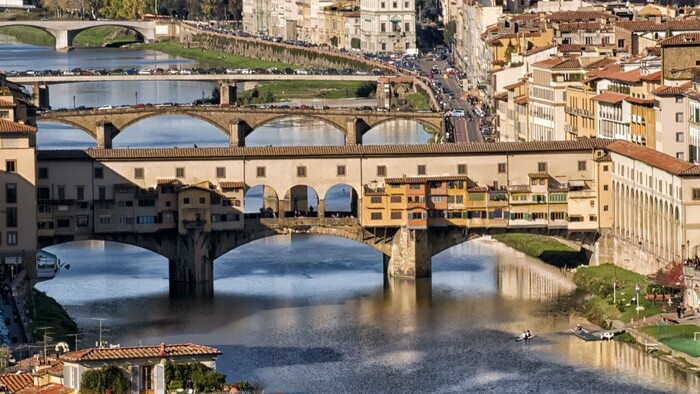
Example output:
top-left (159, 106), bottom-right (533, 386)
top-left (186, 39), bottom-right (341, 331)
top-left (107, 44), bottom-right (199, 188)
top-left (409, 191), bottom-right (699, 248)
top-left (91, 318), bottom-right (109, 348)
top-left (36, 326), bottom-right (53, 362)
top-left (66, 332), bottom-right (83, 351)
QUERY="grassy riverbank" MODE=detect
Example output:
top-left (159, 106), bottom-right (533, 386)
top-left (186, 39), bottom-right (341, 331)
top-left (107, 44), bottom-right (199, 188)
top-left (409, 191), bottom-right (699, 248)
top-left (31, 289), bottom-right (78, 348)
top-left (491, 233), bottom-right (587, 268)
top-left (574, 264), bottom-right (663, 325)
top-left (133, 41), bottom-right (298, 70)
top-left (246, 80), bottom-right (370, 101)
top-left (0, 25), bottom-right (137, 47)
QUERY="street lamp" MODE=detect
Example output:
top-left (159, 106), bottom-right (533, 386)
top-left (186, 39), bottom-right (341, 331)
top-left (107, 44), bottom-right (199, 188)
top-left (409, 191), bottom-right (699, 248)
top-left (636, 281), bottom-right (641, 325)
top-left (202, 90), bottom-right (205, 104)
top-left (72, 95), bottom-right (75, 109)
top-left (135, 91), bottom-right (138, 106)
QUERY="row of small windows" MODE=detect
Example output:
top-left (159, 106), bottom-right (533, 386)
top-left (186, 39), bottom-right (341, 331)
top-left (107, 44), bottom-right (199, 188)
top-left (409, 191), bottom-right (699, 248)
top-left (368, 211), bottom-right (596, 221)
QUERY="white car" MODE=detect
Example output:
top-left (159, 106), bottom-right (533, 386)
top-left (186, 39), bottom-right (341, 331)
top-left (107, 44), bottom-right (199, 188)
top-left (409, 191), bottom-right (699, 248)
top-left (295, 69), bottom-right (308, 75)
top-left (451, 109), bottom-right (465, 117)
top-left (138, 69), bottom-right (152, 75)
top-left (98, 105), bottom-right (113, 110)
top-left (180, 69), bottom-right (192, 75)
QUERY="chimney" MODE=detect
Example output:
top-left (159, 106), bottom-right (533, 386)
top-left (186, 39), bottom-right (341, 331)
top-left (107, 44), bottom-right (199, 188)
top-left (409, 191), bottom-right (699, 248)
top-left (159, 342), bottom-right (166, 357)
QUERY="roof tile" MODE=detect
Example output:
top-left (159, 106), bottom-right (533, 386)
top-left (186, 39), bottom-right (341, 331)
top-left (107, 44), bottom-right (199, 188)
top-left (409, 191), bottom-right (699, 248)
top-left (0, 373), bottom-right (33, 392)
top-left (0, 119), bottom-right (36, 133)
top-left (592, 92), bottom-right (628, 104)
top-left (384, 175), bottom-right (469, 184)
top-left (607, 140), bottom-right (700, 175)
top-left (61, 343), bottom-right (221, 362)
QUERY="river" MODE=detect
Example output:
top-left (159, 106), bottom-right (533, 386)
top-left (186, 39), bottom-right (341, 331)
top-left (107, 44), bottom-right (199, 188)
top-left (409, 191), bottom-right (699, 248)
top-left (1, 37), bottom-right (697, 392)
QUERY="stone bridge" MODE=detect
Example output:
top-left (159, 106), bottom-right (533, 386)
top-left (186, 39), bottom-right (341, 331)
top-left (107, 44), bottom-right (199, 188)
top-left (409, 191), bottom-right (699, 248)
top-left (38, 106), bottom-right (444, 147)
top-left (0, 20), bottom-right (156, 50)
top-left (38, 217), bottom-right (597, 296)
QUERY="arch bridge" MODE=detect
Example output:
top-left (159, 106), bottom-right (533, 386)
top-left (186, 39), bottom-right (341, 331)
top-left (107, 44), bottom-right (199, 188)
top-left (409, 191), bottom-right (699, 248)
top-left (38, 106), bottom-right (445, 147)
top-left (0, 20), bottom-right (156, 50)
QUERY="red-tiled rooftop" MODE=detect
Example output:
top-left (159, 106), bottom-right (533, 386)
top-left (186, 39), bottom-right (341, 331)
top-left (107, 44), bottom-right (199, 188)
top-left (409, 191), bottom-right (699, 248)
top-left (219, 181), bottom-right (246, 189)
top-left (503, 80), bottom-right (526, 90)
top-left (625, 96), bottom-right (654, 105)
top-left (605, 68), bottom-right (642, 84)
top-left (0, 373), bottom-right (33, 392)
top-left (548, 10), bottom-right (618, 22)
top-left (0, 98), bottom-right (15, 107)
top-left (533, 57), bottom-right (581, 69)
top-left (652, 82), bottom-right (692, 96)
top-left (523, 43), bottom-right (556, 56)
top-left (493, 92), bottom-right (508, 100)
top-left (607, 140), bottom-right (700, 176)
top-left (528, 172), bottom-right (550, 178)
top-left (15, 383), bottom-right (73, 394)
top-left (617, 19), bottom-right (700, 33)
top-left (384, 175), bottom-right (469, 184)
top-left (640, 70), bottom-right (661, 82)
top-left (0, 119), bottom-right (36, 133)
top-left (558, 44), bottom-right (586, 53)
top-left (36, 139), bottom-right (614, 161)
top-left (659, 32), bottom-right (700, 46)
top-left (61, 343), bottom-right (221, 362)
top-left (592, 92), bottom-right (628, 104)
top-left (513, 95), bottom-right (528, 105)
top-left (583, 57), bottom-right (617, 70)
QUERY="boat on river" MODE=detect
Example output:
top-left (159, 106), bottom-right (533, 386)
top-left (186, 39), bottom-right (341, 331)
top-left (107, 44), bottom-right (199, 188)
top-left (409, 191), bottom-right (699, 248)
top-left (572, 327), bottom-right (625, 341)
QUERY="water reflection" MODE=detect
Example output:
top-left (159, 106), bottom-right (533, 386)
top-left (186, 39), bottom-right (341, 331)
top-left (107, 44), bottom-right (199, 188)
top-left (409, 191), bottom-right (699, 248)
top-left (37, 237), bottom-right (694, 392)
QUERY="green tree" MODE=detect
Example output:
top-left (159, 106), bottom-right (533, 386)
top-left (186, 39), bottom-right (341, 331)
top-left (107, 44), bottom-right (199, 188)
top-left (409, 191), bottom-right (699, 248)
top-left (351, 38), bottom-right (361, 49)
top-left (443, 20), bottom-right (456, 46)
top-left (330, 36), bottom-right (339, 47)
top-left (100, 0), bottom-right (147, 19)
top-left (165, 361), bottom-right (225, 393)
top-left (79, 366), bottom-right (130, 394)
top-left (355, 82), bottom-right (377, 98)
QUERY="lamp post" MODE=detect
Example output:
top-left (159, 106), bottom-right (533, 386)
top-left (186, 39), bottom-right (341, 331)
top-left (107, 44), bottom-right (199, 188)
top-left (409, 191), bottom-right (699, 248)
top-left (72, 95), bottom-right (75, 109)
top-left (135, 91), bottom-right (138, 106)
top-left (636, 281), bottom-right (641, 325)
top-left (202, 90), bottom-right (205, 104)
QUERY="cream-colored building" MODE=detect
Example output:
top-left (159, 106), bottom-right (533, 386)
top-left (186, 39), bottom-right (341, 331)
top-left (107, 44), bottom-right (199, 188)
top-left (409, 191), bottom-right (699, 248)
top-left (653, 83), bottom-right (691, 161)
top-left (359, 0), bottom-right (416, 53)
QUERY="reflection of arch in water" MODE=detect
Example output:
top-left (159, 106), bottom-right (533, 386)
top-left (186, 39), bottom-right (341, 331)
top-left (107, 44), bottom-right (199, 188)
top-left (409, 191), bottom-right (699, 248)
top-left (246, 115), bottom-right (346, 147)
top-left (244, 185), bottom-right (280, 217)
top-left (362, 119), bottom-right (431, 145)
top-left (323, 184), bottom-right (358, 217)
top-left (283, 185), bottom-right (320, 217)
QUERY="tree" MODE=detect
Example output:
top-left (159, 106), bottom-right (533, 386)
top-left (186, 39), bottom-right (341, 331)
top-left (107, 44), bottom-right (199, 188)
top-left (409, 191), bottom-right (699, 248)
top-left (355, 82), bottom-right (377, 98)
top-left (79, 366), bottom-right (130, 394)
top-left (350, 38), bottom-right (360, 49)
top-left (100, 0), bottom-right (147, 19)
top-left (165, 361), bottom-right (225, 393)
top-left (443, 20), bottom-right (456, 46)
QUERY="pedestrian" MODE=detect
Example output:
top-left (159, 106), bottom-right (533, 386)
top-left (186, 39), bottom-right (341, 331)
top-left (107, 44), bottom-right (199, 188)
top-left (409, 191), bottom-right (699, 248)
top-left (677, 305), bottom-right (682, 319)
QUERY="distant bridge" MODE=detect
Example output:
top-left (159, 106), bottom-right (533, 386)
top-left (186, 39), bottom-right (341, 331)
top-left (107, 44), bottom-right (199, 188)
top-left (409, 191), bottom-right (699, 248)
top-left (9, 74), bottom-right (382, 85)
top-left (38, 106), bottom-right (445, 147)
top-left (0, 20), bottom-right (156, 50)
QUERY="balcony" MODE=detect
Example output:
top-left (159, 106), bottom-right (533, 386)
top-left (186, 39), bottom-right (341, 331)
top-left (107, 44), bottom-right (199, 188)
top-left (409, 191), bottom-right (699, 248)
top-left (507, 185), bottom-right (531, 193)
top-left (183, 219), bottom-right (207, 229)
top-left (569, 189), bottom-right (596, 198)
top-left (564, 124), bottom-right (578, 133)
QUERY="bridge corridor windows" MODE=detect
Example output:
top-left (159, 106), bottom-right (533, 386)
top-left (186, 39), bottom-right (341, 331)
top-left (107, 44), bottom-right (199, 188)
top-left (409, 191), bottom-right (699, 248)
top-left (244, 185), bottom-right (279, 218)
top-left (284, 185), bottom-right (320, 218)
top-left (324, 184), bottom-right (358, 218)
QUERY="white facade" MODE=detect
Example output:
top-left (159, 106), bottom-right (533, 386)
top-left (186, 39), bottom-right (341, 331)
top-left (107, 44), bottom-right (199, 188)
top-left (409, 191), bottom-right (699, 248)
top-left (690, 97), bottom-right (700, 163)
top-left (360, 0), bottom-right (416, 53)
top-left (461, 1), bottom-right (502, 94)
top-left (655, 94), bottom-right (688, 161)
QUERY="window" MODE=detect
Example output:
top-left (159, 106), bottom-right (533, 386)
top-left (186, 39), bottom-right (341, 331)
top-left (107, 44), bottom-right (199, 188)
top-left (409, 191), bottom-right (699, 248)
top-left (176, 167), bottom-right (185, 178)
top-left (57, 186), bottom-right (65, 200)
top-left (590, 200), bottom-right (595, 207)
top-left (498, 163), bottom-right (506, 173)
top-left (183, 197), bottom-right (190, 204)
top-left (404, 1), bottom-right (409, 7)
top-left (134, 168), bottom-right (144, 179)
top-left (257, 167), bottom-right (266, 177)
top-left (589, 215), bottom-right (598, 222)
top-left (603, 165), bottom-right (609, 172)
top-left (371, 196), bottom-right (382, 204)
top-left (7, 232), bottom-right (17, 245)
top-left (677, 152), bottom-right (685, 160)
top-left (676, 96), bottom-right (684, 104)
top-left (417, 165), bottom-right (426, 175)
top-left (390, 195), bottom-right (402, 203)
top-left (197, 197), bottom-right (205, 204)
top-left (297, 166), bottom-right (307, 177)
top-left (676, 112), bottom-right (684, 122)
top-left (409, 184), bottom-right (420, 190)
top-left (603, 185), bottom-right (609, 191)
top-left (676, 132), bottom-right (685, 142)
top-left (381, 23), bottom-right (386, 32)
top-left (6, 183), bottom-right (16, 203)
top-left (371, 212), bottom-right (383, 220)
top-left (551, 212), bottom-right (566, 220)
top-left (405, 22), bottom-right (410, 32)
top-left (137, 216), bottom-right (157, 224)
top-left (337, 165), bottom-right (346, 176)
top-left (37, 187), bottom-right (50, 200)
top-left (377, 165), bottom-right (387, 177)
top-left (603, 205), bottom-right (609, 211)
top-left (457, 164), bottom-right (466, 174)
top-left (213, 167), bottom-right (225, 178)
top-left (138, 199), bottom-right (155, 207)
top-left (76, 186), bottom-right (84, 201)
top-left (5, 160), bottom-right (15, 173)
top-left (57, 218), bottom-right (71, 227)
top-left (537, 162), bottom-right (547, 172)
top-left (77, 215), bottom-right (89, 227)
top-left (381, 1), bottom-right (385, 8)
top-left (393, 1), bottom-right (397, 7)
top-left (391, 211), bottom-right (402, 220)
top-left (6, 207), bottom-right (17, 227)
top-left (693, 188), bottom-right (700, 200)
top-left (38, 167), bottom-right (48, 179)
top-left (578, 161), bottom-right (586, 171)
top-left (94, 167), bottom-right (103, 179)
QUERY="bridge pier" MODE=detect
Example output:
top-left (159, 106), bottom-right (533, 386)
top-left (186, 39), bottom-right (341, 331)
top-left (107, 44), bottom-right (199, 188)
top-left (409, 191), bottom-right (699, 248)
top-left (32, 84), bottom-right (50, 109)
top-left (384, 227), bottom-right (431, 278)
top-left (168, 230), bottom-right (215, 297)
top-left (96, 121), bottom-right (121, 149)
top-left (229, 120), bottom-right (252, 147)
top-left (345, 118), bottom-right (370, 145)
top-left (220, 83), bottom-right (238, 105)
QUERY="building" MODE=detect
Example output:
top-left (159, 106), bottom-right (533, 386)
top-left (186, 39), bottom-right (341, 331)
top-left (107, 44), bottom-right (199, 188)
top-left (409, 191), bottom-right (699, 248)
top-left (659, 32), bottom-right (700, 82)
top-left (359, 0), bottom-right (416, 53)
top-left (653, 83), bottom-right (692, 161)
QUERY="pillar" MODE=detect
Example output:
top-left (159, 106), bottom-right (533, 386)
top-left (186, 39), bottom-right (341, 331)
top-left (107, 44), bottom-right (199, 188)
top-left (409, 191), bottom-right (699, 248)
top-left (220, 83), bottom-right (238, 105)
top-left (95, 121), bottom-right (120, 149)
top-left (229, 120), bottom-right (252, 147)
top-left (53, 29), bottom-right (72, 51)
top-left (317, 199), bottom-right (325, 218)
top-left (345, 118), bottom-right (369, 145)
top-left (384, 227), bottom-right (431, 278)
top-left (168, 231), bottom-right (214, 297)
top-left (32, 84), bottom-right (50, 109)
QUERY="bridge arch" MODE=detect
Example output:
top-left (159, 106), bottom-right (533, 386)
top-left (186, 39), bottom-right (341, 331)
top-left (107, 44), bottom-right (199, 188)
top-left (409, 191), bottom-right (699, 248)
top-left (245, 114), bottom-right (347, 136)
top-left (244, 184), bottom-right (280, 217)
top-left (120, 112), bottom-right (230, 135)
top-left (38, 235), bottom-right (172, 262)
top-left (323, 183), bottom-right (359, 218)
top-left (70, 25), bottom-right (146, 46)
top-left (37, 118), bottom-right (99, 138)
top-left (283, 184), bottom-right (320, 217)
top-left (363, 118), bottom-right (441, 139)
top-left (0, 24), bottom-right (56, 46)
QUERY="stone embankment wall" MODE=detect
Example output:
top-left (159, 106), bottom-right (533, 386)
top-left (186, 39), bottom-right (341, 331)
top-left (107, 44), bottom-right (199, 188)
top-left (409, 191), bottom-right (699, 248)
top-left (179, 24), bottom-right (391, 72)
top-left (591, 230), bottom-right (667, 275)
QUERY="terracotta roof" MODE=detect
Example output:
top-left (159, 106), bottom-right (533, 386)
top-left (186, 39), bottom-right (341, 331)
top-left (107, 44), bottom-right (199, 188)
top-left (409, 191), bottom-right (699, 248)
top-left (607, 140), bottom-right (700, 176)
top-left (0, 119), bottom-right (36, 133)
top-left (61, 343), bottom-right (222, 362)
top-left (617, 19), bottom-right (700, 33)
top-left (558, 44), bottom-right (586, 53)
top-left (640, 70), bottom-right (661, 82)
top-left (156, 178), bottom-right (181, 185)
top-left (513, 13), bottom-right (542, 22)
top-left (659, 32), bottom-right (700, 46)
top-left (467, 186), bottom-right (488, 192)
top-left (503, 80), bottom-right (526, 90)
top-left (0, 98), bottom-right (15, 107)
top-left (384, 175), bottom-right (469, 184)
top-left (645, 46), bottom-right (662, 56)
top-left (593, 153), bottom-right (612, 162)
top-left (528, 172), bottom-right (550, 178)
top-left (625, 96), bottom-right (654, 105)
top-left (652, 82), bottom-right (692, 96)
top-left (548, 11), bottom-right (617, 22)
top-left (0, 373), bottom-right (33, 392)
top-left (523, 43), bottom-right (557, 56)
top-left (36, 139), bottom-right (615, 161)
top-left (487, 32), bottom-right (541, 45)
top-left (532, 57), bottom-right (581, 69)
top-left (583, 57), bottom-right (617, 70)
top-left (493, 92), bottom-right (508, 100)
top-left (559, 22), bottom-right (606, 33)
top-left (592, 92), bottom-right (628, 104)
top-left (605, 68), bottom-right (642, 84)
top-left (15, 383), bottom-right (73, 394)
top-left (219, 181), bottom-right (245, 189)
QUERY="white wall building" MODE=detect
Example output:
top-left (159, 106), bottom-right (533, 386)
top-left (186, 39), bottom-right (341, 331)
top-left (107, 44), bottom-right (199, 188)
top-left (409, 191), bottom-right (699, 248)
top-left (360, 0), bottom-right (416, 53)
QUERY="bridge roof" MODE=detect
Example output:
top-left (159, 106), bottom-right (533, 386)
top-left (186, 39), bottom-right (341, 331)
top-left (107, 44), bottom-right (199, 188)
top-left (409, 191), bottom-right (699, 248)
top-left (385, 175), bottom-right (469, 184)
top-left (36, 139), bottom-right (612, 160)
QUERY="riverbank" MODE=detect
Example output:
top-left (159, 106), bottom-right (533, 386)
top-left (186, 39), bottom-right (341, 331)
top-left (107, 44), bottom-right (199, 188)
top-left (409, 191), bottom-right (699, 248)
top-left (31, 289), bottom-right (78, 349)
top-left (0, 26), bottom-right (137, 47)
top-left (491, 233), bottom-right (588, 268)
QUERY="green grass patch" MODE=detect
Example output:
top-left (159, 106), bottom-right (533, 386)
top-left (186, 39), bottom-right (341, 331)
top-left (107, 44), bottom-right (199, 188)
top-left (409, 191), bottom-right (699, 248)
top-left (574, 264), bottom-right (663, 323)
top-left (248, 80), bottom-right (367, 100)
top-left (0, 26), bottom-right (54, 46)
top-left (405, 92), bottom-right (431, 111)
top-left (0, 25), bottom-right (137, 47)
top-left (492, 233), bottom-right (585, 268)
top-left (614, 332), bottom-right (637, 344)
top-left (31, 289), bottom-right (78, 349)
top-left (133, 41), bottom-right (299, 69)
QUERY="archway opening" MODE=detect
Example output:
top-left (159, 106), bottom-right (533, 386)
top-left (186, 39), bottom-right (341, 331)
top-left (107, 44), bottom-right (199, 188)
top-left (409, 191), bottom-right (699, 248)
top-left (283, 185), bottom-right (320, 217)
top-left (244, 185), bottom-right (280, 218)
top-left (115, 115), bottom-right (228, 148)
top-left (323, 184), bottom-right (358, 218)
top-left (36, 121), bottom-right (97, 149)
top-left (362, 119), bottom-right (432, 144)
top-left (72, 26), bottom-right (143, 48)
top-left (246, 116), bottom-right (345, 146)
top-left (0, 26), bottom-right (55, 47)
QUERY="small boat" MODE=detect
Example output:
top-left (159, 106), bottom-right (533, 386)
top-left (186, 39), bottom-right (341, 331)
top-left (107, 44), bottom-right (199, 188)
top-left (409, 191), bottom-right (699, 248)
top-left (572, 327), bottom-right (601, 341)
top-left (515, 334), bottom-right (537, 342)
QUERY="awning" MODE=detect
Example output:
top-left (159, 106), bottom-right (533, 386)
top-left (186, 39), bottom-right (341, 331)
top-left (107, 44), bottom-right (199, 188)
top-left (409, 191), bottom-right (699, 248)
top-left (4, 256), bottom-right (21, 265)
top-left (569, 180), bottom-right (586, 187)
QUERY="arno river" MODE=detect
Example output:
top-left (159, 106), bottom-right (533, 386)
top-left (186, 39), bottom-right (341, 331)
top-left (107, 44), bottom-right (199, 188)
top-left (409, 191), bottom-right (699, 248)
top-left (2, 37), bottom-right (698, 392)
